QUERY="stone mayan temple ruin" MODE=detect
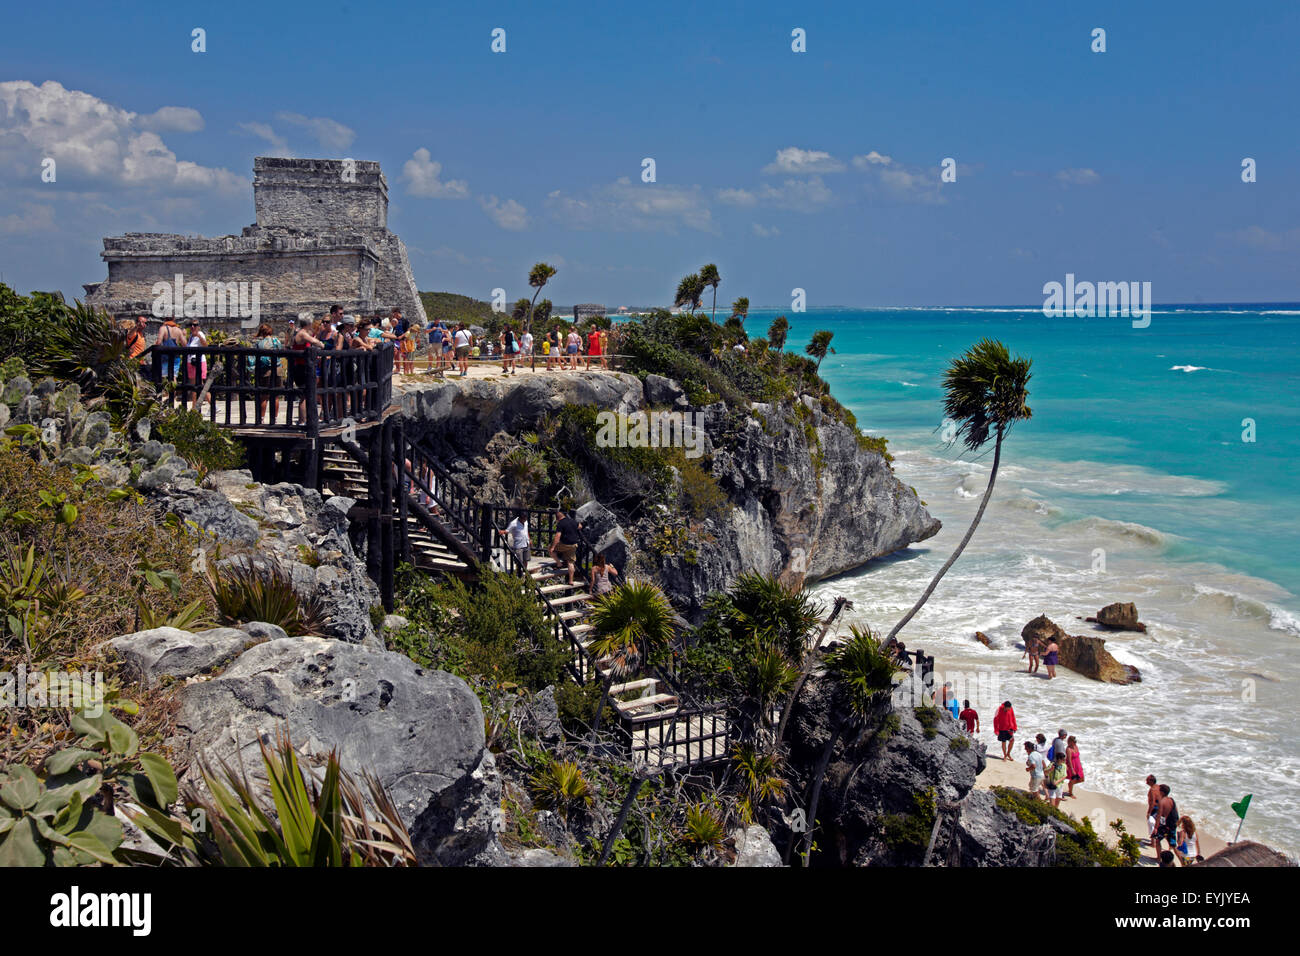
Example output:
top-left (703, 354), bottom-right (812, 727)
top-left (84, 157), bottom-right (427, 329)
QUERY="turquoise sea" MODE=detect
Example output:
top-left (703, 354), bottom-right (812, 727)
top-left (761, 305), bottom-right (1300, 856)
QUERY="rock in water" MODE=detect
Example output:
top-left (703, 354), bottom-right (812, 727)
top-left (974, 631), bottom-right (991, 648)
top-left (177, 637), bottom-right (502, 865)
top-left (1020, 615), bottom-right (1141, 684)
top-left (1087, 601), bottom-right (1147, 632)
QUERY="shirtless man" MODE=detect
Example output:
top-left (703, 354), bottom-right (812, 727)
top-left (1144, 775), bottom-right (1161, 846)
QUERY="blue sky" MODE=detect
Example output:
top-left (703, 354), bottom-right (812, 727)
top-left (1, 0), bottom-right (1297, 307)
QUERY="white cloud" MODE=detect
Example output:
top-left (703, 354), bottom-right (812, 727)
top-left (402, 148), bottom-right (470, 199)
top-left (758, 176), bottom-right (833, 211)
top-left (0, 203), bottom-right (56, 234)
top-left (1056, 167), bottom-right (1100, 186)
top-left (1226, 225), bottom-right (1300, 252)
top-left (547, 178), bottom-right (714, 233)
top-left (0, 80), bottom-right (241, 192)
top-left (238, 121), bottom-right (292, 157)
top-left (275, 111), bottom-right (356, 152)
top-left (716, 187), bottom-right (757, 206)
top-left (139, 106), bottom-right (204, 133)
top-left (851, 150), bottom-right (893, 168)
top-left (751, 223), bottom-right (780, 238)
top-left (480, 194), bottom-right (529, 230)
top-left (763, 147), bottom-right (845, 175)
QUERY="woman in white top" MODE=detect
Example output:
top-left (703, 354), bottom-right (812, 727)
top-left (1175, 817), bottom-right (1201, 865)
top-left (589, 551), bottom-right (619, 597)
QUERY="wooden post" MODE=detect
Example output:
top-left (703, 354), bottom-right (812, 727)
top-left (379, 417), bottom-right (395, 611)
top-left (396, 419), bottom-right (410, 566)
top-left (365, 423), bottom-right (382, 594)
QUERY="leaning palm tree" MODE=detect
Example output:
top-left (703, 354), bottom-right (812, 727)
top-left (699, 264), bottom-right (721, 320)
top-left (793, 625), bottom-right (897, 866)
top-left (526, 262), bottom-right (557, 328)
top-left (885, 339), bottom-right (1032, 643)
top-left (804, 329), bottom-right (835, 373)
top-left (674, 274), bottom-right (705, 314)
top-left (585, 579), bottom-right (677, 746)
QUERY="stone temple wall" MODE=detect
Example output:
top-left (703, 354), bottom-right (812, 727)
top-left (85, 157), bottom-right (427, 333)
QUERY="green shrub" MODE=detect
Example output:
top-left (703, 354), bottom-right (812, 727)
top-left (991, 786), bottom-right (1134, 867)
top-left (154, 409), bottom-right (245, 476)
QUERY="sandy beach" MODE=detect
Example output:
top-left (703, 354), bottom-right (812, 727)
top-left (972, 736), bottom-right (1229, 865)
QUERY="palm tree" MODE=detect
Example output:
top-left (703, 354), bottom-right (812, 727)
top-left (699, 264), bottom-right (720, 320)
top-left (793, 625), bottom-right (897, 865)
top-left (886, 339), bottom-right (1032, 643)
top-left (767, 315), bottom-right (789, 351)
top-left (533, 299), bottom-right (553, 326)
top-left (674, 274), bottom-right (705, 314)
top-left (586, 579), bottom-right (677, 745)
top-left (511, 298), bottom-right (531, 324)
top-left (527, 262), bottom-right (557, 328)
top-left (804, 330), bottom-right (835, 373)
top-left (731, 297), bottom-right (749, 326)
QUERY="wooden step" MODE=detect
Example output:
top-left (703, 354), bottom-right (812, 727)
top-left (539, 583), bottom-right (583, 595)
top-left (610, 678), bottom-right (657, 696)
top-left (548, 592), bottom-right (593, 608)
top-left (557, 610), bottom-right (584, 622)
top-left (567, 623), bottom-right (595, 638)
top-left (616, 693), bottom-right (678, 714)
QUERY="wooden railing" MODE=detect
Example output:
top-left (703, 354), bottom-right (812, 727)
top-left (150, 342), bottom-right (394, 434)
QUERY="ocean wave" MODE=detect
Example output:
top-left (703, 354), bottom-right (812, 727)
top-left (1058, 516), bottom-right (1168, 548)
top-left (1191, 585), bottom-right (1300, 636)
top-left (1003, 494), bottom-right (1064, 517)
top-left (896, 380), bottom-right (922, 387)
top-left (1170, 365), bottom-right (1210, 373)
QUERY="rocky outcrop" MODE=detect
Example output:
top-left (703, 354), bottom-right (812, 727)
top-left (109, 625), bottom-right (259, 687)
top-left (175, 635), bottom-right (503, 866)
top-left (154, 471), bottom-right (382, 647)
top-left (398, 372), bottom-right (940, 620)
top-left (783, 678), bottom-right (983, 867)
top-left (1086, 602), bottom-right (1147, 633)
top-left (943, 789), bottom-right (1058, 866)
top-left (728, 825), bottom-right (782, 867)
top-left (1021, 615), bottom-right (1141, 684)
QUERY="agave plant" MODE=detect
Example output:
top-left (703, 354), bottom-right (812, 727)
top-left (208, 558), bottom-right (329, 635)
top-left (681, 801), bottom-right (727, 851)
top-left (140, 729), bottom-right (417, 867)
top-left (528, 759), bottom-right (592, 825)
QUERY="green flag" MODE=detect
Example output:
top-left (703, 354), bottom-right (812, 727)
top-left (1231, 795), bottom-right (1252, 819)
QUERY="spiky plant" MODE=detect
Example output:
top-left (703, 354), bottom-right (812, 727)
top-left (728, 572), bottom-right (824, 665)
top-left (732, 744), bottom-right (788, 824)
top-left (209, 559), bottom-right (330, 636)
top-left (886, 339), bottom-right (1032, 642)
top-left (585, 579), bottom-right (677, 743)
top-left (501, 445), bottom-right (547, 502)
top-left (529, 759), bottom-right (593, 824)
top-left (674, 274), bottom-right (705, 314)
top-left (804, 329), bottom-right (835, 373)
top-left (682, 802), bottom-right (727, 850)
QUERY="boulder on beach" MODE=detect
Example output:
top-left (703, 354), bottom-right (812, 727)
top-left (1020, 615), bottom-right (1141, 684)
top-left (1086, 601), bottom-right (1147, 633)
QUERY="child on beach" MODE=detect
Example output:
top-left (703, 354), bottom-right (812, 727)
top-left (1045, 754), bottom-right (1068, 807)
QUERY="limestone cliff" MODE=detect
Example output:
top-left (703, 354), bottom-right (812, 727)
top-left (398, 371), bottom-right (940, 619)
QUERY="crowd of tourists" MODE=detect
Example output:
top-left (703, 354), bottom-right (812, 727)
top-left (420, 319), bottom-right (618, 376)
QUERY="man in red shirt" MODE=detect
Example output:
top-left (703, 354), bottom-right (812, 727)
top-left (959, 699), bottom-right (979, 735)
top-left (993, 700), bottom-right (1016, 761)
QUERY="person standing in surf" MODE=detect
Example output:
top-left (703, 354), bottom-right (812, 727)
top-left (1043, 636), bottom-right (1060, 679)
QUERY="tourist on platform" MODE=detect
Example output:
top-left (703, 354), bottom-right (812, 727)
top-left (426, 320), bottom-right (445, 373)
top-left (392, 308), bottom-right (414, 375)
top-left (453, 324), bottom-right (472, 376)
top-left (185, 320), bottom-right (212, 411)
top-left (585, 325), bottom-right (603, 371)
top-left (501, 326), bottom-right (517, 375)
top-left (249, 322), bottom-right (283, 422)
top-left (290, 317), bottom-right (324, 423)
top-left (566, 326), bottom-right (582, 370)
top-left (520, 327), bottom-right (534, 371)
top-left (125, 316), bottom-right (149, 366)
top-left (546, 326), bottom-right (562, 370)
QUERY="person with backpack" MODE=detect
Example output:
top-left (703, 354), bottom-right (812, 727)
top-left (1044, 753), bottom-right (1069, 807)
top-left (247, 322), bottom-right (283, 422)
top-left (500, 326), bottom-right (517, 375)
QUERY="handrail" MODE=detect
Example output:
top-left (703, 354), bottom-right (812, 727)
top-left (149, 342), bottom-right (394, 433)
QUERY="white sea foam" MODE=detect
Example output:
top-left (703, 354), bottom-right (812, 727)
top-left (1170, 364), bottom-right (1210, 372)
top-left (1191, 584), bottom-right (1300, 637)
